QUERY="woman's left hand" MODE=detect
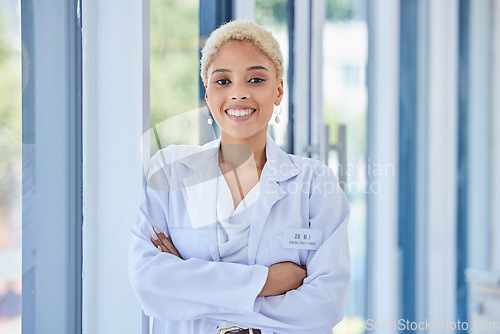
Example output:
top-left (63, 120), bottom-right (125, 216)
top-left (150, 228), bottom-right (183, 259)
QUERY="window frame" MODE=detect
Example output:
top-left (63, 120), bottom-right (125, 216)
top-left (21, 0), bottom-right (83, 332)
top-left (81, 0), bottom-right (145, 333)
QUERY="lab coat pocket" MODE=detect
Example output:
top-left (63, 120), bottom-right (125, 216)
top-left (268, 234), bottom-right (303, 266)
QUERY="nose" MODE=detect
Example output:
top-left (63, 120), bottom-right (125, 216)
top-left (230, 82), bottom-right (250, 100)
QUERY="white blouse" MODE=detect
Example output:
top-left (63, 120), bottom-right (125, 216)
top-left (216, 166), bottom-right (260, 265)
top-left (215, 166), bottom-right (261, 331)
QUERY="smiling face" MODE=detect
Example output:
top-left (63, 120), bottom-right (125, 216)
top-left (205, 41), bottom-right (284, 142)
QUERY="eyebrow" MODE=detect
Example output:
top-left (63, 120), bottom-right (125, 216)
top-left (247, 65), bottom-right (268, 72)
top-left (211, 65), bottom-right (269, 75)
top-left (211, 68), bottom-right (231, 75)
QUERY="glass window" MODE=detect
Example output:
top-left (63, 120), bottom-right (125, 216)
top-left (0, 0), bottom-right (22, 333)
top-left (323, 0), bottom-right (368, 333)
top-left (149, 0), bottom-right (200, 153)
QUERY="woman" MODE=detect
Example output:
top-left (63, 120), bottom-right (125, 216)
top-left (129, 20), bottom-right (350, 334)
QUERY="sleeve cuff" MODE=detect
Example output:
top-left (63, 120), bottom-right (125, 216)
top-left (240, 264), bottom-right (269, 313)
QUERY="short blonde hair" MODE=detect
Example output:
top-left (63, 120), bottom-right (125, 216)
top-left (200, 20), bottom-right (284, 85)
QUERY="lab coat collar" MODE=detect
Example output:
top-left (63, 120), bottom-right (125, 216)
top-left (177, 133), bottom-right (299, 182)
top-left (176, 137), bottom-right (221, 172)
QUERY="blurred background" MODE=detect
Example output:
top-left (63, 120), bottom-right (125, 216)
top-left (147, 0), bottom-right (499, 333)
top-left (0, 0), bottom-right (21, 332)
top-left (2, 0), bottom-right (499, 333)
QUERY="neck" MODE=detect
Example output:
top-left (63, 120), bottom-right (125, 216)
top-left (219, 128), bottom-right (267, 170)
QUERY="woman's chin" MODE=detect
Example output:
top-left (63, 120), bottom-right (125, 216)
top-left (220, 127), bottom-right (268, 141)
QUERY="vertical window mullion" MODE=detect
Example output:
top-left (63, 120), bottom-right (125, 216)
top-left (398, 0), bottom-right (418, 325)
top-left (21, 1), bottom-right (83, 332)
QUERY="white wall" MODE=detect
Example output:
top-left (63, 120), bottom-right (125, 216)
top-left (82, 0), bottom-right (144, 333)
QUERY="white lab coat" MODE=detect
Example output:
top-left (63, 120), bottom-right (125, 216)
top-left (129, 134), bottom-right (350, 334)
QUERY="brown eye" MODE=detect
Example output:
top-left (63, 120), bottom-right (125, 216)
top-left (249, 78), bottom-right (264, 83)
top-left (216, 79), bottom-right (231, 85)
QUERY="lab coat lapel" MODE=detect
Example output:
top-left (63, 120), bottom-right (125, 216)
top-left (247, 169), bottom-right (285, 265)
top-left (179, 138), bottom-right (221, 261)
top-left (247, 134), bottom-right (299, 265)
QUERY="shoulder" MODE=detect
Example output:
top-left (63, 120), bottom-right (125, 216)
top-left (149, 139), bottom-right (218, 171)
top-left (148, 145), bottom-right (194, 172)
top-left (151, 144), bottom-right (203, 163)
top-left (145, 140), bottom-right (217, 174)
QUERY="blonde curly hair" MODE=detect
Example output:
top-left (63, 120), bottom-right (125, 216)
top-left (200, 20), bottom-right (284, 86)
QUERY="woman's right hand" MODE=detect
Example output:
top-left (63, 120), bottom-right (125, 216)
top-left (258, 262), bottom-right (307, 297)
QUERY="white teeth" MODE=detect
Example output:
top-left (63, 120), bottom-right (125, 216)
top-left (226, 108), bottom-right (254, 117)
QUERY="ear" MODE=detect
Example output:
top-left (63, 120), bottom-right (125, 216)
top-left (275, 79), bottom-right (284, 105)
top-left (204, 85), bottom-right (208, 102)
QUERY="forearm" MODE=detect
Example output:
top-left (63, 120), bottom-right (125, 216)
top-left (258, 261), bottom-right (307, 297)
top-left (129, 232), bottom-right (269, 319)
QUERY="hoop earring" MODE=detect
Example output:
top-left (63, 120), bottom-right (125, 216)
top-left (273, 104), bottom-right (282, 124)
top-left (204, 105), bottom-right (214, 125)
